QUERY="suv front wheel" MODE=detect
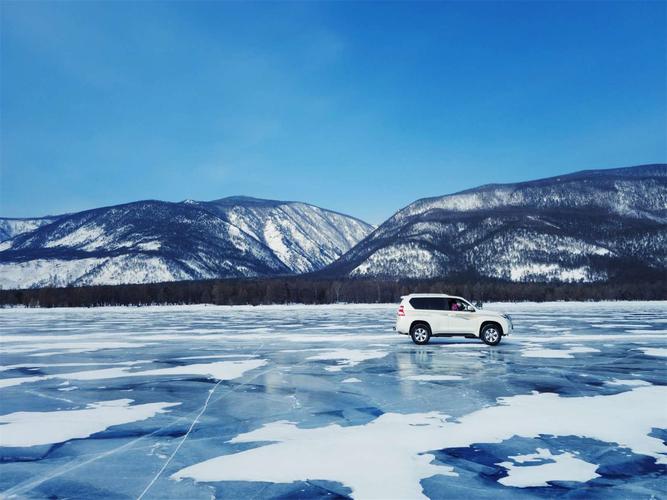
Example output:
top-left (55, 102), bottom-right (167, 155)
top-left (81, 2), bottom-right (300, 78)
top-left (410, 323), bottom-right (431, 345)
top-left (480, 324), bottom-right (502, 346)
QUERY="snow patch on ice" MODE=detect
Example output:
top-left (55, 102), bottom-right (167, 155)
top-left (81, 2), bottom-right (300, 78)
top-left (0, 399), bottom-right (179, 447)
top-left (174, 354), bottom-right (259, 360)
top-left (129, 359), bottom-right (268, 381)
top-left (2, 341), bottom-right (150, 355)
top-left (0, 360), bottom-right (268, 389)
top-left (521, 346), bottom-right (600, 358)
top-left (498, 448), bottom-right (600, 487)
top-left (606, 379), bottom-right (652, 387)
top-left (637, 347), bottom-right (667, 358)
top-left (0, 375), bottom-right (51, 389)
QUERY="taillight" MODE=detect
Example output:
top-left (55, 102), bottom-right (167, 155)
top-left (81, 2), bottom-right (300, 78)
top-left (398, 305), bottom-right (405, 316)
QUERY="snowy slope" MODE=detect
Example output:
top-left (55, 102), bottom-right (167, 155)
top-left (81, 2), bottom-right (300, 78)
top-left (0, 198), bottom-right (373, 289)
top-left (0, 217), bottom-right (59, 243)
top-left (196, 196), bottom-right (372, 274)
top-left (324, 164), bottom-right (667, 282)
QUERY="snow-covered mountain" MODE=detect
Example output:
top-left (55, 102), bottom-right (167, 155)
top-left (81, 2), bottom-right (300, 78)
top-left (323, 164), bottom-right (667, 282)
top-left (0, 198), bottom-right (373, 289)
top-left (193, 196), bottom-right (372, 274)
top-left (2, 165), bottom-right (664, 289)
top-left (0, 217), bottom-right (58, 242)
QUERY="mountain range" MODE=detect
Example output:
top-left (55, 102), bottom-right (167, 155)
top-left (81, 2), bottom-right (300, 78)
top-left (1, 164), bottom-right (665, 289)
top-left (0, 198), bottom-right (372, 288)
top-left (322, 164), bottom-right (666, 282)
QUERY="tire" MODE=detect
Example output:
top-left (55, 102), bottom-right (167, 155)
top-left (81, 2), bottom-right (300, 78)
top-left (410, 323), bottom-right (431, 345)
top-left (480, 324), bottom-right (502, 346)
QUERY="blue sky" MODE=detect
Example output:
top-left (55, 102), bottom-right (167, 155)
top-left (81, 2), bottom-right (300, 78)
top-left (1, 1), bottom-right (665, 224)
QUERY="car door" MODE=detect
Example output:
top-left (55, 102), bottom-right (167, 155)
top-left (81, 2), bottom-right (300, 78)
top-left (432, 298), bottom-right (451, 333)
top-left (446, 300), bottom-right (476, 334)
top-left (409, 298), bottom-right (448, 333)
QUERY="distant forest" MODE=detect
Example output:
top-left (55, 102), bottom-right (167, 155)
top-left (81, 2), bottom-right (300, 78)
top-left (1, 275), bottom-right (665, 308)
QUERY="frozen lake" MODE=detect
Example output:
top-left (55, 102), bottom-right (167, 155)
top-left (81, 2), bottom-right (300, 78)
top-left (1, 302), bottom-right (666, 499)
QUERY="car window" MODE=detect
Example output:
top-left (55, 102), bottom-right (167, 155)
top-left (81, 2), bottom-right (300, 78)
top-left (449, 299), bottom-right (470, 311)
top-left (409, 298), bottom-right (447, 310)
top-left (449, 299), bottom-right (474, 312)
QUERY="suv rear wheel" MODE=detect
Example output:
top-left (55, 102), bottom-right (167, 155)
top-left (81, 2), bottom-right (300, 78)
top-left (410, 323), bottom-right (431, 345)
top-left (480, 324), bottom-right (502, 346)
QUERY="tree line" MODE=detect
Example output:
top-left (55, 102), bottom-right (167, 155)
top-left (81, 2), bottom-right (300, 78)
top-left (0, 276), bottom-right (665, 308)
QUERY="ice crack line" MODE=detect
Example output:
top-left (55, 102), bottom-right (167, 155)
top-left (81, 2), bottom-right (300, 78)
top-left (2, 405), bottom-right (203, 498)
top-left (136, 378), bottom-right (222, 500)
top-left (137, 342), bottom-right (266, 499)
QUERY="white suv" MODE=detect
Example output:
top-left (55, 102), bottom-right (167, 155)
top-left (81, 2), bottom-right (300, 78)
top-left (395, 293), bottom-right (513, 345)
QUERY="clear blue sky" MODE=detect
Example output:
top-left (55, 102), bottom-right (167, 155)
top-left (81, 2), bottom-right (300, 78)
top-left (1, 1), bottom-right (665, 224)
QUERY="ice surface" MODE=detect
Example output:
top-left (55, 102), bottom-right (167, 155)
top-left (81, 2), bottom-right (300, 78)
top-left (172, 385), bottom-right (667, 498)
top-left (405, 375), bottom-right (463, 381)
top-left (520, 345), bottom-right (600, 358)
top-left (306, 348), bottom-right (389, 371)
top-left (1, 301), bottom-right (666, 498)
